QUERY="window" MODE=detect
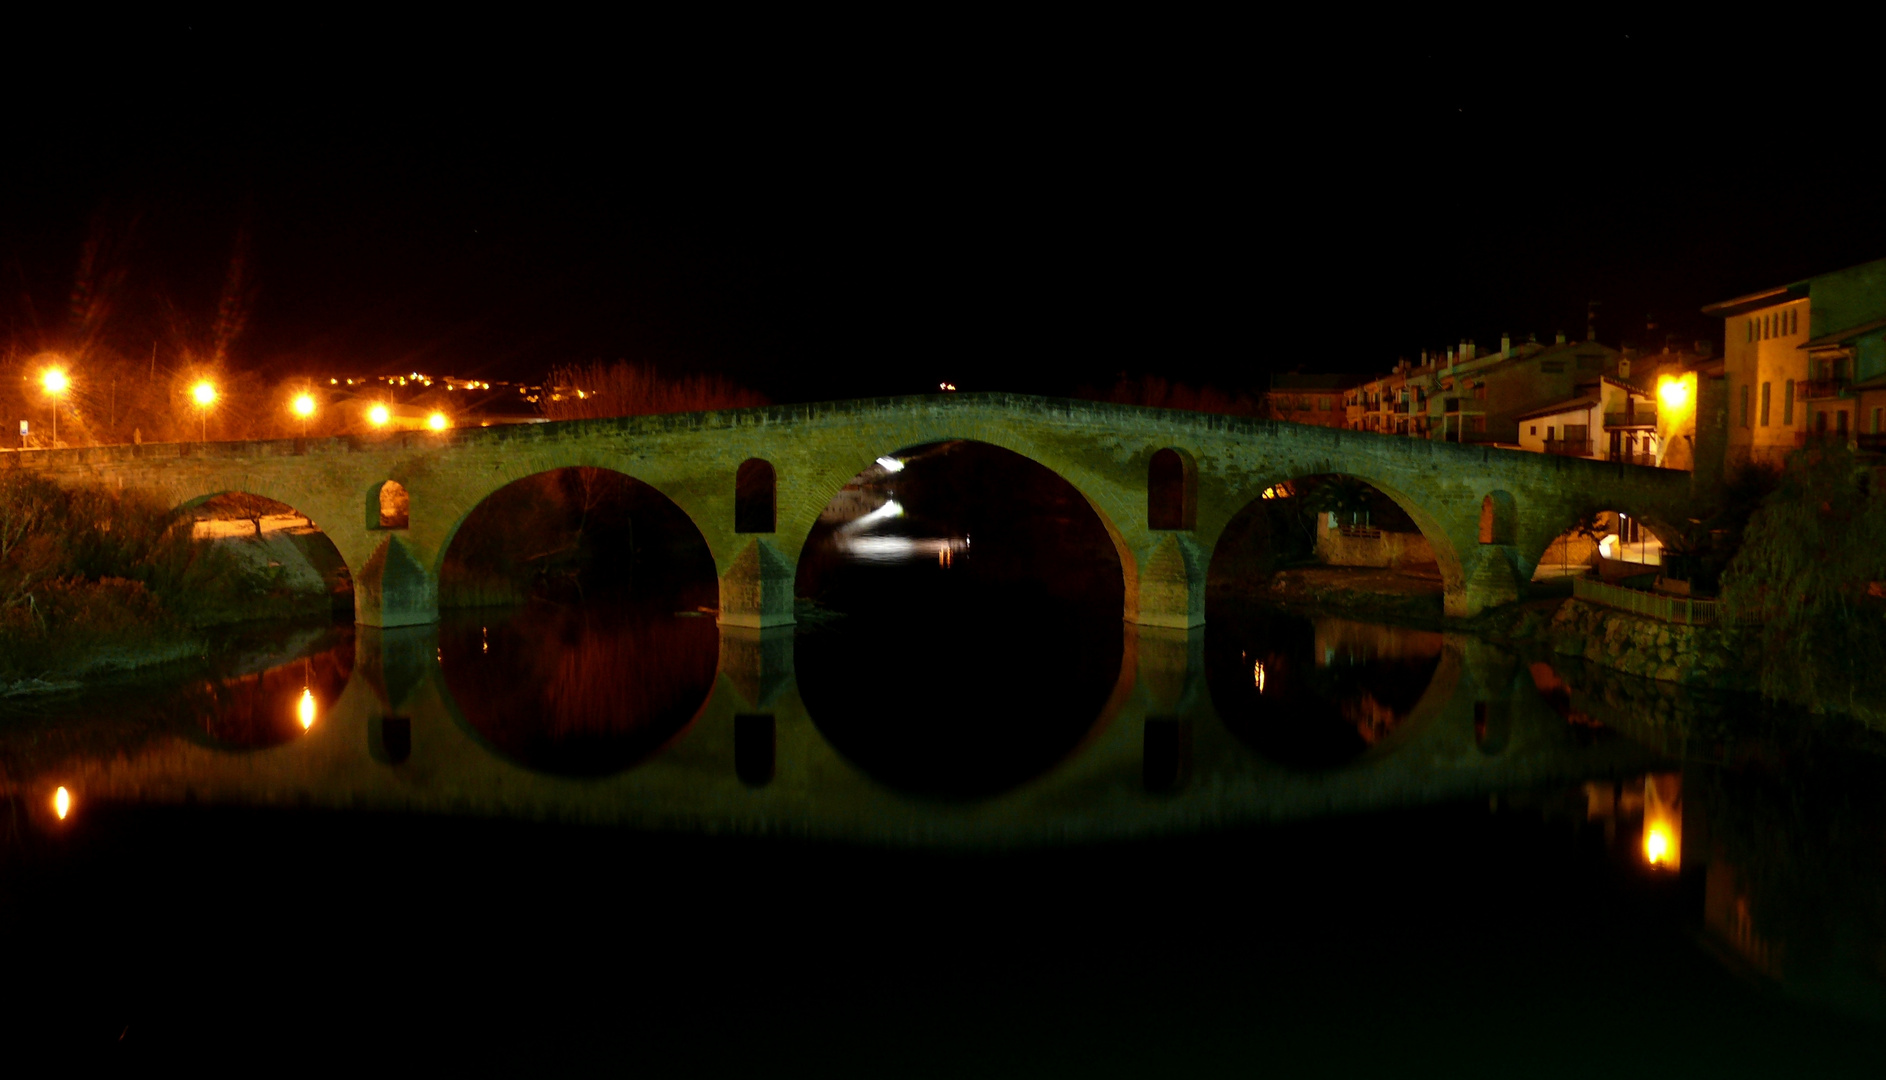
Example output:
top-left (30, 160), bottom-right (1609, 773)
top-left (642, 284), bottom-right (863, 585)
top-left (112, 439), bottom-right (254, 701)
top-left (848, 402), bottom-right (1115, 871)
top-left (1547, 426), bottom-right (1556, 442)
top-left (1837, 410), bottom-right (1850, 434)
top-left (1760, 382), bottom-right (1771, 426)
top-left (1784, 380), bottom-right (1795, 425)
top-left (1791, 308), bottom-right (1798, 335)
top-left (1747, 319), bottom-right (1754, 343)
top-left (1741, 383), bottom-right (1750, 427)
top-left (1529, 425), bottom-right (1537, 436)
top-left (1473, 384), bottom-right (1487, 400)
top-left (1874, 407), bottom-right (1882, 434)
top-left (1318, 397), bottom-right (1331, 411)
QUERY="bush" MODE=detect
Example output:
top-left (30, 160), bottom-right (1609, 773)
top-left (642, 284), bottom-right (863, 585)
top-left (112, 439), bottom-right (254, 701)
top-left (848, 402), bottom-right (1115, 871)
top-left (0, 472), bottom-right (259, 681)
top-left (1720, 444), bottom-right (1886, 707)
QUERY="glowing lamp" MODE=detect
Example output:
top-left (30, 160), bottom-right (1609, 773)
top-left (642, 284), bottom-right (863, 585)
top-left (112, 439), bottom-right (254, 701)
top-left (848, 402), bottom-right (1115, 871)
top-left (427, 412), bottom-right (450, 431)
top-left (42, 369), bottom-right (68, 394)
top-left (54, 786), bottom-right (71, 820)
top-left (1644, 826), bottom-right (1670, 866)
top-left (297, 688), bottom-right (316, 730)
top-left (1657, 377), bottom-right (1690, 410)
top-left (1253, 660), bottom-right (1266, 693)
top-left (292, 394), bottom-right (316, 418)
top-left (368, 404), bottom-right (390, 427)
top-left (875, 456), bottom-right (905, 473)
top-left (193, 381), bottom-right (217, 406)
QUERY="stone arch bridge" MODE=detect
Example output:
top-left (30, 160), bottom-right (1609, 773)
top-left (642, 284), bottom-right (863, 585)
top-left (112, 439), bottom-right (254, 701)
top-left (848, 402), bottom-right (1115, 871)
top-left (5, 393), bottom-right (1693, 627)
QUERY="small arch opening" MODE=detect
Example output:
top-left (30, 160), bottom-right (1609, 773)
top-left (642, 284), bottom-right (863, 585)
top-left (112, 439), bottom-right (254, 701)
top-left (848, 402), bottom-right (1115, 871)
top-left (1531, 510), bottom-right (1677, 587)
top-left (1148, 447), bottom-right (1195, 531)
top-left (735, 458), bottom-right (777, 533)
top-left (1479, 491), bottom-right (1515, 545)
top-left (374, 481), bottom-right (410, 530)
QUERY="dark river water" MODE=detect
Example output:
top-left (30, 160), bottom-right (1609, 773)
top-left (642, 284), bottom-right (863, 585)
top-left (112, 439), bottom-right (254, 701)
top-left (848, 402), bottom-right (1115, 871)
top-left (4, 461), bottom-right (1885, 1067)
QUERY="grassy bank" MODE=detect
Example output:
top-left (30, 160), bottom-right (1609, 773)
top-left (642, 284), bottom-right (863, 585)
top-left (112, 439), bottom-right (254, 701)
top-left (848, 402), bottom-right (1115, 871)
top-left (1, 472), bottom-right (322, 687)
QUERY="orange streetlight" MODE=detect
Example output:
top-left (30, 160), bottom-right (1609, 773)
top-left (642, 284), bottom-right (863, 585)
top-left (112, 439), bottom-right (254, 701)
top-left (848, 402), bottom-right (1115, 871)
top-left (192, 381), bottom-right (217, 442)
top-left (292, 392), bottom-right (316, 437)
top-left (41, 368), bottom-right (68, 447)
top-left (427, 411), bottom-right (450, 431)
top-left (368, 403), bottom-right (391, 428)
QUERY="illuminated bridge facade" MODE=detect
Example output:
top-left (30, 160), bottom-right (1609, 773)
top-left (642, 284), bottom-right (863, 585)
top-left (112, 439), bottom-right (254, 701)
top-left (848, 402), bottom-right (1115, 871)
top-left (5, 392), bottom-right (1694, 628)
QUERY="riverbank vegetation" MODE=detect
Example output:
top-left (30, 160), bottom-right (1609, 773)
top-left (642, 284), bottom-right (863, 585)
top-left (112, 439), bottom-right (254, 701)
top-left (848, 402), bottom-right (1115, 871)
top-left (0, 473), bottom-right (315, 685)
top-left (1722, 445), bottom-right (1886, 709)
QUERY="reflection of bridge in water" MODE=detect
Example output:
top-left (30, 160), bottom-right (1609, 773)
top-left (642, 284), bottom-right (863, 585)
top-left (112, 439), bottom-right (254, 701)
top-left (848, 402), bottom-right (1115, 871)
top-left (15, 623), bottom-right (1669, 845)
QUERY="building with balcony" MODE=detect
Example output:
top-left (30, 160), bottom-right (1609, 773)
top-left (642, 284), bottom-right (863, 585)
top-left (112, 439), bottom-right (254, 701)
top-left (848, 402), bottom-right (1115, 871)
top-left (1345, 334), bottom-right (1633, 446)
top-left (1512, 375), bottom-right (1660, 464)
top-left (1262, 372), bottom-right (1369, 429)
top-left (1705, 255), bottom-right (1886, 467)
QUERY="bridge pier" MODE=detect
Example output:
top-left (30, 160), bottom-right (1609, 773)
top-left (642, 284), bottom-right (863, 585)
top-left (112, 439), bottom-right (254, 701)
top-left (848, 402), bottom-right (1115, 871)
top-left (1131, 534), bottom-right (1207, 628)
top-left (1447, 545), bottom-right (1523, 619)
top-left (719, 538), bottom-right (796, 628)
top-left (355, 535), bottom-right (440, 627)
top-left (718, 623), bottom-right (796, 710)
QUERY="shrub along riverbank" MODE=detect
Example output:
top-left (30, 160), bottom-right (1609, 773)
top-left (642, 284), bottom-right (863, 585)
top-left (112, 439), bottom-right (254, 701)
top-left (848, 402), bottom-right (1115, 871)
top-left (1, 472), bottom-right (327, 689)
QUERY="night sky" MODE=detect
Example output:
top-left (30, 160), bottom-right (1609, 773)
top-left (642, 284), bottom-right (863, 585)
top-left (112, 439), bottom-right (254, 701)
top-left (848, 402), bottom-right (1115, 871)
top-left (6, 20), bottom-right (1883, 403)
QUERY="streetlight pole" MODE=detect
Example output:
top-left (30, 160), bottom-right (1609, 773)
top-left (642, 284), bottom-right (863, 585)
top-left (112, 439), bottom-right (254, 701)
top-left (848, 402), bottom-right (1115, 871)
top-left (193, 381), bottom-right (217, 442)
top-left (41, 368), bottom-right (67, 448)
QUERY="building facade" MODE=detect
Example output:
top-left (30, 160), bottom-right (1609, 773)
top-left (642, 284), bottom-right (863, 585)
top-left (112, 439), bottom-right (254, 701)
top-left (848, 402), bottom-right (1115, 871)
top-left (1706, 256), bottom-right (1886, 468)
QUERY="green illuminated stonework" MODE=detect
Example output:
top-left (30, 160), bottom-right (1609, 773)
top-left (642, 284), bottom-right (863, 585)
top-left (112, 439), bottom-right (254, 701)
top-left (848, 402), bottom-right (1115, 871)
top-left (4, 393), bottom-right (1693, 625)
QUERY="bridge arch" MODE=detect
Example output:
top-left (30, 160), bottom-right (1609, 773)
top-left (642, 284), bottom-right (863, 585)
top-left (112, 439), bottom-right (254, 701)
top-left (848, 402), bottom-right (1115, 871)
top-left (171, 488), bottom-right (356, 622)
top-left (1206, 468), bottom-right (1469, 618)
top-left (788, 435), bottom-right (1140, 625)
top-left (1522, 499), bottom-right (1688, 585)
top-left (433, 463), bottom-right (718, 612)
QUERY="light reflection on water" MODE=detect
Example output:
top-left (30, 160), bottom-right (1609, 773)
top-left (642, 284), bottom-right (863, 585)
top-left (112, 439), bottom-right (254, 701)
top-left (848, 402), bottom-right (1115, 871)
top-left (1208, 612), bottom-right (1444, 770)
top-left (437, 604), bottom-right (719, 777)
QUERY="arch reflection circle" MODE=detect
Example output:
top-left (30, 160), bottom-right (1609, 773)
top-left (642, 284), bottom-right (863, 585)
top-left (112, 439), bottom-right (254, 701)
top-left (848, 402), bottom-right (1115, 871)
top-left (435, 466), bottom-right (722, 776)
top-left (795, 440), bottom-right (1126, 798)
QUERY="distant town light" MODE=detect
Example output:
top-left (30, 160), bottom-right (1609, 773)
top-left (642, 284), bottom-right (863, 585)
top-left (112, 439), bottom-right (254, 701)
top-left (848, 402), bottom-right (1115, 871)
top-left (427, 412), bottom-right (450, 431)
top-left (368, 404), bottom-right (390, 427)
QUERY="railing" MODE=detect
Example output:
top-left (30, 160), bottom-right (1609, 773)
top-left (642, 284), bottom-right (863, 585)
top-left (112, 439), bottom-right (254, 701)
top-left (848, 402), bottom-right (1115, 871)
top-left (1800, 378), bottom-right (1850, 400)
top-left (1603, 408), bottom-right (1656, 428)
top-left (1544, 439), bottom-right (1593, 457)
top-left (1606, 450), bottom-right (1657, 465)
top-left (1390, 402), bottom-right (1409, 414)
top-left (1574, 576), bottom-right (1724, 626)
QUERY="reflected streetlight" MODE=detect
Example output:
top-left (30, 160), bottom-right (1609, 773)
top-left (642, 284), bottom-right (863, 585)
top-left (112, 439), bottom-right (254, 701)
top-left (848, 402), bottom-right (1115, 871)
top-left (42, 368), bottom-right (68, 447)
top-left (192, 381), bottom-right (217, 442)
